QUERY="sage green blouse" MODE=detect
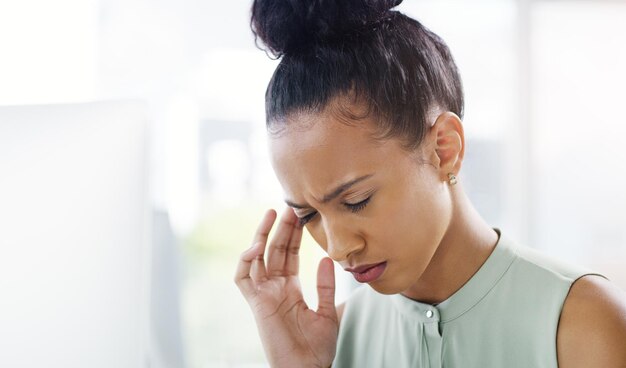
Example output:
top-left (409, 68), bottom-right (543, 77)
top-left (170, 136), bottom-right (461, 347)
top-left (333, 229), bottom-right (603, 368)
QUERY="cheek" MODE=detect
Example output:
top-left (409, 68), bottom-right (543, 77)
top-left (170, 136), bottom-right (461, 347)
top-left (305, 223), bottom-right (328, 251)
top-left (375, 185), bottom-right (450, 253)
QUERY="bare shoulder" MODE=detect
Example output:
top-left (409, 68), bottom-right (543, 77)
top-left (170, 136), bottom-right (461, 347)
top-left (557, 274), bottom-right (626, 368)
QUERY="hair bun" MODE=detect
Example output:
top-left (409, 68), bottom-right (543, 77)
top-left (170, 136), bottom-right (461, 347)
top-left (251, 0), bottom-right (403, 57)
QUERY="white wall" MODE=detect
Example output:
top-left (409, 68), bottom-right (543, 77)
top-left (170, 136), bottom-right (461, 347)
top-left (0, 0), bottom-right (98, 104)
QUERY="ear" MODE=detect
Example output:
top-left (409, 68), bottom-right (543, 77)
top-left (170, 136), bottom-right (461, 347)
top-left (427, 111), bottom-right (465, 181)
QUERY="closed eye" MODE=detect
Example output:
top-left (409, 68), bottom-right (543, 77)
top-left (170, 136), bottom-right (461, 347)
top-left (297, 211), bottom-right (317, 227)
top-left (297, 195), bottom-right (373, 226)
top-left (344, 196), bottom-right (371, 213)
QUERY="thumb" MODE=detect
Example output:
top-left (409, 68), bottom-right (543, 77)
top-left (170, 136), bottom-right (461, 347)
top-left (316, 257), bottom-right (337, 321)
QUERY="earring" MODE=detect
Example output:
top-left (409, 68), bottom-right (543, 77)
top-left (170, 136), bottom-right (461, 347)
top-left (447, 173), bottom-right (458, 186)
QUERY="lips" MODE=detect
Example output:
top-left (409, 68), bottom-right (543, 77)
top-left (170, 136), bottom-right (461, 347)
top-left (345, 261), bottom-right (387, 283)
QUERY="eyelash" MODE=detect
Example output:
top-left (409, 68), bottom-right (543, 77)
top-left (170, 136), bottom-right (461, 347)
top-left (296, 196), bottom-right (372, 227)
top-left (297, 212), bottom-right (317, 227)
top-left (345, 196), bottom-right (371, 213)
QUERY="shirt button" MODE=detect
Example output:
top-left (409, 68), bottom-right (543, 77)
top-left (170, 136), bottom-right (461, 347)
top-left (426, 310), bottom-right (434, 318)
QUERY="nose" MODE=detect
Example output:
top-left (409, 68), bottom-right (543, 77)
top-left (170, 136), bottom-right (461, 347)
top-left (319, 216), bottom-right (365, 262)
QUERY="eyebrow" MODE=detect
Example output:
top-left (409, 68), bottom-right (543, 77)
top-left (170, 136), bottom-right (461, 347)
top-left (285, 174), bottom-right (373, 209)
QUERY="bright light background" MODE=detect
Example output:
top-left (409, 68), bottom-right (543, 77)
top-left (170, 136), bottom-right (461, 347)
top-left (1, 0), bottom-right (625, 367)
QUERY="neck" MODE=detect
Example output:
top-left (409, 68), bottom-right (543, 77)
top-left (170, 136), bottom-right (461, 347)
top-left (401, 183), bottom-right (500, 304)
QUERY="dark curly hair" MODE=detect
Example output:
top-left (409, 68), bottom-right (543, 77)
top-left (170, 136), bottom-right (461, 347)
top-left (250, 0), bottom-right (464, 149)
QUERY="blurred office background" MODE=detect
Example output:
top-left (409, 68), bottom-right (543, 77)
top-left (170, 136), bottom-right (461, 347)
top-left (0, 0), bottom-right (625, 367)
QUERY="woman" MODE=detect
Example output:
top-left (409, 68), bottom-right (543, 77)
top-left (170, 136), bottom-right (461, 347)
top-left (234, 0), bottom-right (626, 367)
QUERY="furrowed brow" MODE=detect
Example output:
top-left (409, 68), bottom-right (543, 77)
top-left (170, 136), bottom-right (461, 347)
top-left (284, 174), bottom-right (374, 209)
top-left (321, 174), bottom-right (373, 203)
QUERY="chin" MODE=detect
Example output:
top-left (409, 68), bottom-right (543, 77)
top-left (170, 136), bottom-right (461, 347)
top-left (368, 279), bottom-right (405, 295)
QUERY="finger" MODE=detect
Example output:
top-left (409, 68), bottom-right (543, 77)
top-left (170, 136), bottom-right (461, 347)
top-left (283, 216), bottom-right (303, 275)
top-left (234, 210), bottom-right (276, 292)
top-left (250, 244), bottom-right (268, 283)
top-left (252, 209), bottom-right (277, 248)
top-left (266, 207), bottom-right (298, 276)
top-left (316, 257), bottom-right (337, 321)
top-left (249, 209), bottom-right (277, 283)
top-left (234, 242), bottom-right (262, 295)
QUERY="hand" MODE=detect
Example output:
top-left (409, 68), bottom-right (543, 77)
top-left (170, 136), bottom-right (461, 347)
top-left (235, 208), bottom-right (338, 368)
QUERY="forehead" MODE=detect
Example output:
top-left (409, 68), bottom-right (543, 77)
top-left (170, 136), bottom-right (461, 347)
top-left (271, 109), bottom-right (381, 154)
top-left (269, 110), bottom-right (406, 199)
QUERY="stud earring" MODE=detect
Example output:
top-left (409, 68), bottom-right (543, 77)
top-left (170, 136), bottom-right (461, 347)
top-left (447, 173), bottom-right (458, 186)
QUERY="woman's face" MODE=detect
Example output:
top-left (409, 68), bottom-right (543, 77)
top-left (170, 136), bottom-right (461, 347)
top-left (269, 107), bottom-right (453, 295)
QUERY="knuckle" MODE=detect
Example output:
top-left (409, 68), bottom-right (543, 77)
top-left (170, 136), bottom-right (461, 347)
top-left (234, 277), bottom-right (244, 287)
top-left (273, 242), bottom-right (288, 252)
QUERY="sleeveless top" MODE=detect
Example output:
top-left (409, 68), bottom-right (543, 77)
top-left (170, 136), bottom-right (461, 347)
top-left (333, 229), bottom-right (604, 368)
